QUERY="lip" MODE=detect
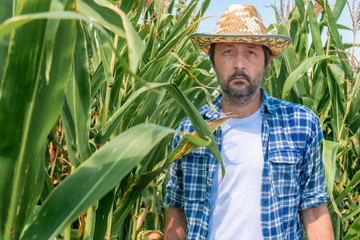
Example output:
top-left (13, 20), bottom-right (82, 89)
top-left (228, 71), bottom-right (251, 83)
top-left (233, 77), bottom-right (247, 81)
top-left (229, 77), bottom-right (249, 83)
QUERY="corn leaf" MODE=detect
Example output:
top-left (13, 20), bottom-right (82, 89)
top-left (282, 55), bottom-right (338, 99)
top-left (342, 214), bottom-right (360, 240)
top-left (0, 11), bottom-right (102, 39)
top-left (322, 140), bottom-right (341, 216)
top-left (323, 0), bottom-right (352, 78)
top-left (335, 170), bottom-right (360, 206)
top-left (77, 0), bottom-right (145, 73)
top-left (327, 64), bottom-right (346, 140)
top-left (0, 0), bottom-right (12, 83)
top-left (0, 1), bottom-right (76, 239)
top-left (168, 117), bottom-right (229, 162)
top-left (110, 131), bottom-right (210, 234)
top-left (308, 2), bottom-right (325, 56)
top-left (21, 124), bottom-right (175, 240)
top-left (63, 21), bottom-right (92, 164)
top-left (110, 116), bottom-right (227, 233)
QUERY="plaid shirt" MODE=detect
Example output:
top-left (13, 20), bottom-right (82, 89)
top-left (165, 89), bottom-right (329, 240)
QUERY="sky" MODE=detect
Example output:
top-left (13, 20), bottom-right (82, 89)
top-left (196, 0), bottom-right (359, 60)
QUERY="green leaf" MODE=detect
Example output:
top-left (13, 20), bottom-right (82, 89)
top-left (0, 11), bottom-right (104, 39)
top-left (62, 98), bottom-right (82, 167)
top-left (95, 85), bottom-right (154, 145)
top-left (282, 55), bottom-right (338, 99)
top-left (322, 140), bottom-right (341, 216)
top-left (163, 0), bottom-right (198, 44)
top-left (95, 82), bottom-right (224, 175)
top-left (323, 0), bottom-right (352, 78)
top-left (297, 18), bottom-right (308, 63)
top-left (182, 133), bottom-right (211, 147)
top-left (308, 2), bottom-right (325, 56)
top-left (349, 115), bottom-right (360, 135)
top-left (0, 1), bottom-right (76, 238)
top-left (63, 21), bottom-right (92, 163)
top-left (332, 0), bottom-right (347, 21)
top-left (343, 211), bottom-right (360, 240)
top-left (271, 23), bottom-right (308, 100)
top-left (83, 207), bottom-right (96, 240)
top-left (0, 0), bottom-right (12, 84)
top-left (167, 117), bottom-right (228, 162)
top-left (110, 131), bottom-right (212, 234)
top-left (156, 83), bottom-right (225, 177)
top-left (97, 35), bottom-right (115, 86)
top-left (295, 0), bottom-right (305, 20)
top-left (21, 124), bottom-right (175, 240)
top-left (76, 0), bottom-right (125, 38)
top-left (311, 62), bottom-right (327, 108)
top-left (335, 170), bottom-right (360, 206)
top-left (93, 190), bottom-right (115, 240)
top-left (78, 0), bottom-right (145, 73)
top-left (327, 64), bottom-right (346, 140)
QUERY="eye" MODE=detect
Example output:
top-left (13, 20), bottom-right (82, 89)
top-left (248, 50), bottom-right (256, 55)
top-left (224, 49), bottom-right (232, 54)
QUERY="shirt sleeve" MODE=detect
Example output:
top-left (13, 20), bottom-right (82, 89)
top-left (165, 129), bottom-right (185, 209)
top-left (299, 115), bottom-right (329, 211)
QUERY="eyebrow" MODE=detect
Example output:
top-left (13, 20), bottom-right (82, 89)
top-left (245, 45), bottom-right (260, 49)
top-left (221, 44), bottom-right (260, 49)
top-left (221, 44), bottom-right (235, 48)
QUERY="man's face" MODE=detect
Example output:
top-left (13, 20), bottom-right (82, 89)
top-left (213, 42), bottom-right (267, 101)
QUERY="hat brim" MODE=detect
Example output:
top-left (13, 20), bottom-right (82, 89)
top-left (190, 33), bottom-right (291, 57)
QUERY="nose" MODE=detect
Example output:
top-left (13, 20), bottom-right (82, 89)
top-left (234, 53), bottom-right (246, 70)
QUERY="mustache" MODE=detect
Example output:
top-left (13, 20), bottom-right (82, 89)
top-left (228, 71), bottom-right (251, 82)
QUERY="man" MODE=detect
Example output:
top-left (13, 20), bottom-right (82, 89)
top-left (164, 4), bottom-right (334, 240)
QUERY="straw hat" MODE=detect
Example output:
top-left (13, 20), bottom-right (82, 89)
top-left (190, 4), bottom-right (291, 57)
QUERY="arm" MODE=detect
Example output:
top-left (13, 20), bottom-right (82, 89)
top-left (302, 203), bottom-right (334, 240)
top-left (299, 115), bottom-right (333, 239)
top-left (164, 206), bottom-right (187, 240)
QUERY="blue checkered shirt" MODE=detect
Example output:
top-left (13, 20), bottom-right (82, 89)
top-left (165, 89), bottom-right (329, 240)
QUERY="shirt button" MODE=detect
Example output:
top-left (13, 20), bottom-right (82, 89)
top-left (208, 178), bottom-right (211, 182)
top-left (204, 229), bottom-right (207, 233)
top-left (207, 205), bottom-right (210, 209)
top-left (194, 163), bottom-right (198, 167)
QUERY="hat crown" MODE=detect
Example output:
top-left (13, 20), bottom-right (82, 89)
top-left (189, 4), bottom-right (291, 56)
top-left (214, 4), bottom-right (267, 35)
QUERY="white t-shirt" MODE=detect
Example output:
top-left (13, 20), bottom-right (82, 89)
top-left (207, 109), bottom-right (264, 240)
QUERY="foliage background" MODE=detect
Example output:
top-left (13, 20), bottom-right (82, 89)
top-left (0, 0), bottom-right (359, 239)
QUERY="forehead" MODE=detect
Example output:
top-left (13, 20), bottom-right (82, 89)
top-left (215, 42), bottom-right (263, 50)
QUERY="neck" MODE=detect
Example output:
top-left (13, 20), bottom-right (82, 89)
top-left (221, 89), bottom-right (262, 119)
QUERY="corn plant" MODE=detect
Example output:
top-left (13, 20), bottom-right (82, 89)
top-left (0, 0), bottom-right (219, 239)
top-left (1, 0), bottom-right (359, 239)
top-left (263, 0), bottom-right (360, 239)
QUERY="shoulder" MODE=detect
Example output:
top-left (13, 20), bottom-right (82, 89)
top-left (264, 95), bottom-right (323, 140)
top-left (266, 95), bottom-right (320, 124)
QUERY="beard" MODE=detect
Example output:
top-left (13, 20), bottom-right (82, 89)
top-left (218, 70), bottom-right (263, 101)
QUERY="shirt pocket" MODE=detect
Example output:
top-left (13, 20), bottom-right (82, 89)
top-left (268, 150), bottom-right (300, 198)
top-left (181, 155), bottom-right (208, 202)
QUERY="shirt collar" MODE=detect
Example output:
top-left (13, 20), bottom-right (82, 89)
top-left (260, 88), bottom-right (276, 115)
